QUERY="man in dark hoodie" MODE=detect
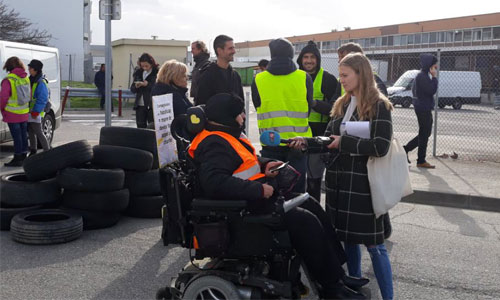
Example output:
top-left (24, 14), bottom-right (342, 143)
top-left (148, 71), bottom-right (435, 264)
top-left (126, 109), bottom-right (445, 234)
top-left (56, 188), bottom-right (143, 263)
top-left (297, 41), bottom-right (338, 202)
top-left (190, 40), bottom-right (210, 99)
top-left (252, 38), bottom-right (326, 193)
top-left (194, 35), bottom-right (244, 105)
top-left (403, 53), bottom-right (438, 169)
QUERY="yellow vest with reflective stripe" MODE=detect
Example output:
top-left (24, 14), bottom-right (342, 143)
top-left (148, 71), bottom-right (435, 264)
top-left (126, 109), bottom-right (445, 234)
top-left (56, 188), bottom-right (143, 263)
top-left (255, 70), bottom-right (312, 143)
top-left (5, 73), bottom-right (29, 115)
top-left (309, 68), bottom-right (329, 123)
top-left (31, 80), bottom-right (47, 118)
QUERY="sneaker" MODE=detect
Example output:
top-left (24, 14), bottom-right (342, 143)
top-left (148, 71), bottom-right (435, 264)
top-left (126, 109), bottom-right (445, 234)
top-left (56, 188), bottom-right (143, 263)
top-left (417, 162), bottom-right (435, 168)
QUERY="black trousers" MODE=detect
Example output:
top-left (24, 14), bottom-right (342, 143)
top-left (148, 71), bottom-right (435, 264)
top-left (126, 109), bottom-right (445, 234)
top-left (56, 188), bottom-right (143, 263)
top-left (284, 198), bottom-right (346, 290)
top-left (135, 106), bottom-right (154, 128)
top-left (405, 110), bottom-right (433, 164)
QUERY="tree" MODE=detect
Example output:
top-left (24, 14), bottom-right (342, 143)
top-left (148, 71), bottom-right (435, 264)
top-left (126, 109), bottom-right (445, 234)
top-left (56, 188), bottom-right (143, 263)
top-left (0, 0), bottom-right (52, 46)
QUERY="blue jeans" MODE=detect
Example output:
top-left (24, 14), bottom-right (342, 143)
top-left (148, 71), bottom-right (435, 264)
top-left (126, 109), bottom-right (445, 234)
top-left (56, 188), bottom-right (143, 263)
top-left (8, 122), bottom-right (29, 155)
top-left (344, 243), bottom-right (394, 300)
top-left (260, 147), bottom-right (307, 193)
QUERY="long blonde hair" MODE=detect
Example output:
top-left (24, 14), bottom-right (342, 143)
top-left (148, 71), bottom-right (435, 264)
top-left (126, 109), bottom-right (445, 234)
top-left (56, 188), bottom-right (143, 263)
top-left (157, 59), bottom-right (188, 85)
top-left (332, 53), bottom-right (392, 120)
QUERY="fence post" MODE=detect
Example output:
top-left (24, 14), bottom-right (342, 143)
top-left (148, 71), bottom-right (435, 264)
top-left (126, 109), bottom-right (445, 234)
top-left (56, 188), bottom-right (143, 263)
top-left (61, 87), bottom-right (70, 116)
top-left (432, 49), bottom-right (441, 157)
top-left (118, 89), bottom-right (122, 117)
top-left (245, 91), bottom-right (250, 139)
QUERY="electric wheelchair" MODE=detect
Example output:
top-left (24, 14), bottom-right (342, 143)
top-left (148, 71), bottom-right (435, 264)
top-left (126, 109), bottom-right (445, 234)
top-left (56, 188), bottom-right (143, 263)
top-left (156, 106), bottom-right (320, 300)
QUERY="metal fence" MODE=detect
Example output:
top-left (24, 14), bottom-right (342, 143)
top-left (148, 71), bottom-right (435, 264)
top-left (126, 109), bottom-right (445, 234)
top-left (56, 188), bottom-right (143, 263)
top-left (318, 49), bottom-right (500, 162)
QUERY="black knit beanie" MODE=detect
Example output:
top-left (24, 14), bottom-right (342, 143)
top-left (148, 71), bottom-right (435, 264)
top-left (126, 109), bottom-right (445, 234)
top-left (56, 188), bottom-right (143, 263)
top-left (205, 93), bottom-right (244, 128)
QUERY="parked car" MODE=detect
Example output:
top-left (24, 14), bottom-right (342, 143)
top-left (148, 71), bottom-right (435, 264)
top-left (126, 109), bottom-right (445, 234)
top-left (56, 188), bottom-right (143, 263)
top-left (0, 40), bottom-right (61, 145)
top-left (388, 70), bottom-right (481, 110)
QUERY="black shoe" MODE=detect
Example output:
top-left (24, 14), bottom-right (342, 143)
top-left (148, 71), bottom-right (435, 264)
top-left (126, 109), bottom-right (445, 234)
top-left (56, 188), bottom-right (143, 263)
top-left (342, 274), bottom-right (370, 290)
top-left (403, 145), bottom-right (410, 164)
top-left (4, 154), bottom-right (23, 167)
top-left (384, 212), bottom-right (392, 240)
top-left (324, 284), bottom-right (366, 300)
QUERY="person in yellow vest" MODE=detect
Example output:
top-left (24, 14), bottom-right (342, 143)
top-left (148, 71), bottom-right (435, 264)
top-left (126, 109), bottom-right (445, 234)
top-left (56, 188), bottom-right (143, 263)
top-left (1, 57), bottom-right (30, 167)
top-left (27, 59), bottom-right (50, 156)
top-left (251, 38), bottom-right (314, 193)
top-left (297, 41), bottom-right (339, 202)
top-left (188, 93), bottom-right (368, 299)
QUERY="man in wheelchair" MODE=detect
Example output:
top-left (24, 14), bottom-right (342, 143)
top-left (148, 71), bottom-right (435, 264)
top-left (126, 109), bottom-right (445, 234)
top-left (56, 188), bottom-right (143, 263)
top-left (159, 93), bottom-right (367, 299)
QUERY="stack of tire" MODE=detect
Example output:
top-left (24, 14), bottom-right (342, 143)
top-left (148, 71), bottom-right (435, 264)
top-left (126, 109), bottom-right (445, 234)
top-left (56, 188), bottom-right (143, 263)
top-left (1, 140), bottom-right (94, 244)
top-left (97, 126), bottom-right (164, 218)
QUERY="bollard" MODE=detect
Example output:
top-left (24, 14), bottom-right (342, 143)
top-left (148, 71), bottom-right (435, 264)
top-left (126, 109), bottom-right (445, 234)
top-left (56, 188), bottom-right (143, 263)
top-left (61, 87), bottom-right (70, 116)
top-left (118, 89), bottom-right (122, 117)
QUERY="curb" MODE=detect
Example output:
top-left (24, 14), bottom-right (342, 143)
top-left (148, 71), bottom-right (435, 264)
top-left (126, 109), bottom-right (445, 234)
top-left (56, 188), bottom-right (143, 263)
top-left (402, 190), bottom-right (500, 213)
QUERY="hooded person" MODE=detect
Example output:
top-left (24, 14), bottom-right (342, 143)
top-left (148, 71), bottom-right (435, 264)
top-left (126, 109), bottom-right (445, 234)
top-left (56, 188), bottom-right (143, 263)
top-left (250, 38), bottom-right (314, 193)
top-left (403, 53), bottom-right (438, 169)
top-left (297, 41), bottom-right (339, 202)
top-left (188, 92), bottom-right (368, 300)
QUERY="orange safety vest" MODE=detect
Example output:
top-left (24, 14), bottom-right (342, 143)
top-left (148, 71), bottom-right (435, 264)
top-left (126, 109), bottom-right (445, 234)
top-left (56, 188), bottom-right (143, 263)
top-left (188, 129), bottom-right (266, 181)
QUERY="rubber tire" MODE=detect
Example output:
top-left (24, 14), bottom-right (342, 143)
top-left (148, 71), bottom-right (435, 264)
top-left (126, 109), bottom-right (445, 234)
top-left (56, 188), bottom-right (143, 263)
top-left (402, 98), bottom-right (412, 108)
top-left (23, 140), bottom-right (93, 181)
top-left (0, 173), bottom-right (61, 207)
top-left (61, 207), bottom-right (121, 230)
top-left (62, 189), bottom-right (129, 213)
top-left (41, 113), bottom-right (55, 146)
top-left (99, 126), bottom-right (159, 169)
top-left (0, 205), bottom-right (42, 231)
top-left (10, 209), bottom-right (83, 245)
top-left (57, 167), bottom-right (125, 192)
top-left (452, 99), bottom-right (462, 110)
top-left (125, 170), bottom-right (161, 196)
top-left (183, 276), bottom-right (241, 300)
top-left (124, 195), bottom-right (164, 218)
top-left (92, 145), bottom-right (153, 172)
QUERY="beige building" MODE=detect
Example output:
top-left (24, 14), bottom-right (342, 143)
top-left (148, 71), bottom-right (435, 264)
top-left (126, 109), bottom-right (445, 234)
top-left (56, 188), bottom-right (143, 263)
top-left (111, 38), bottom-right (190, 89)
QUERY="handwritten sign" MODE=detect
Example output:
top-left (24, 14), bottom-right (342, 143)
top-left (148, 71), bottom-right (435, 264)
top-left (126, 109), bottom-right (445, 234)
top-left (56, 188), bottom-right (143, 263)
top-left (152, 94), bottom-right (177, 167)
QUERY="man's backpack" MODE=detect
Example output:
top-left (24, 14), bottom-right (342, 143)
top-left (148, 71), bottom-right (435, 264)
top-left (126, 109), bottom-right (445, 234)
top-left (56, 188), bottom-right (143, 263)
top-left (9, 76), bottom-right (31, 106)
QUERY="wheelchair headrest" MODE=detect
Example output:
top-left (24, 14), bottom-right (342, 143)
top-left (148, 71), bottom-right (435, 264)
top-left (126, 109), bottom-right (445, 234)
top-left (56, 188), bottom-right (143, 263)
top-left (186, 105), bottom-right (206, 135)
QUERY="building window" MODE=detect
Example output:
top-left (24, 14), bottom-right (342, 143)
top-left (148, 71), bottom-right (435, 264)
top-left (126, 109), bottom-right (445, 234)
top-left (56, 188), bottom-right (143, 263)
top-left (333, 40), bottom-right (339, 50)
top-left (414, 33), bottom-right (421, 44)
top-left (445, 31), bottom-right (453, 43)
top-left (483, 28), bottom-right (492, 41)
top-left (394, 35), bottom-right (401, 46)
top-left (438, 32), bottom-right (445, 43)
top-left (454, 30), bottom-right (463, 42)
top-left (401, 35), bottom-right (408, 45)
top-left (382, 36), bottom-right (388, 46)
top-left (341, 40), bottom-right (348, 45)
top-left (429, 32), bottom-right (437, 43)
top-left (387, 35), bottom-right (394, 46)
top-left (370, 38), bottom-right (376, 47)
top-left (494, 27), bottom-right (500, 40)
top-left (473, 29), bottom-right (482, 41)
top-left (407, 34), bottom-right (414, 45)
top-left (375, 37), bottom-right (382, 47)
top-left (364, 38), bottom-right (370, 47)
top-left (422, 33), bottom-right (429, 44)
top-left (463, 30), bottom-right (472, 42)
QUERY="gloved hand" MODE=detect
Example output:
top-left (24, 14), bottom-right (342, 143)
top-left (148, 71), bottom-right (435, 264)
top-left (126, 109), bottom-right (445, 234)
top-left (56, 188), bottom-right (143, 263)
top-left (31, 111), bottom-right (40, 118)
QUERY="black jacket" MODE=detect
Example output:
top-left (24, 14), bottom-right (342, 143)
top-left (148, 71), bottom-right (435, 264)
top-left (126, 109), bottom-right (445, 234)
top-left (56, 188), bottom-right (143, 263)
top-left (130, 67), bottom-right (158, 109)
top-left (151, 82), bottom-right (193, 117)
top-left (94, 71), bottom-right (105, 92)
top-left (194, 62), bottom-right (244, 105)
top-left (412, 54), bottom-right (438, 112)
top-left (190, 52), bottom-right (211, 98)
top-left (192, 123), bottom-right (272, 202)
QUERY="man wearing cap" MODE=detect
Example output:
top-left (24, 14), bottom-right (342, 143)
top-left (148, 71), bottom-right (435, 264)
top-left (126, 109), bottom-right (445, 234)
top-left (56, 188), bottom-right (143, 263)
top-left (297, 41), bottom-right (338, 202)
top-left (188, 93), bottom-right (367, 299)
top-left (27, 59), bottom-right (50, 155)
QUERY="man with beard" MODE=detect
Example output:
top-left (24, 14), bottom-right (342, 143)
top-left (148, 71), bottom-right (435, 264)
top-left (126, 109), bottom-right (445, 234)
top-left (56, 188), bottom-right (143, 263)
top-left (190, 40), bottom-right (210, 99)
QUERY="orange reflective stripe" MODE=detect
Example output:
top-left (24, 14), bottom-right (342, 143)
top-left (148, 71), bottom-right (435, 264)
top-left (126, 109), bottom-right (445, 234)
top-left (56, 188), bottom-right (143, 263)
top-left (188, 129), bottom-right (266, 181)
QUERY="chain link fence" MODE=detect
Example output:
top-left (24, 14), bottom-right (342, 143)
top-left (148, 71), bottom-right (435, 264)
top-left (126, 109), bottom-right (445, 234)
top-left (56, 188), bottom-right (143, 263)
top-left (318, 49), bottom-right (500, 162)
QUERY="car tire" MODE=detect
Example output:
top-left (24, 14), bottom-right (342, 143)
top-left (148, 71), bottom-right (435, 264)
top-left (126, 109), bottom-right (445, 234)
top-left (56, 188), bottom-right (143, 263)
top-left (0, 205), bottom-right (42, 231)
top-left (0, 173), bottom-right (61, 207)
top-left (23, 140), bottom-right (93, 181)
top-left (99, 126), bottom-right (159, 169)
top-left (10, 209), bottom-right (83, 245)
top-left (57, 167), bottom-right (125, 192)
top-left (61, 207), bottom-right (121, 230)
top-left (402, 97), bottom-right (412, 108)
top-left (62, 189), bottom-right (129, 213)
top-left (452, 98), bottom-right (462, 110)
top-left (125, 170), bottom-right (161, 196)
top-left (92, 145), bottom-right (153, 172)
top-left (124, 195), bottom-right (164, 218)
top-left (41, 113), bottom-right (55, 147)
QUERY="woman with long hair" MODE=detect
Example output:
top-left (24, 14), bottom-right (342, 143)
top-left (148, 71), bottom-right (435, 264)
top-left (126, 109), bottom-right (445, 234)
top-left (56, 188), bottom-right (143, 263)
top-left (130, 53), bottom-right (159, 128)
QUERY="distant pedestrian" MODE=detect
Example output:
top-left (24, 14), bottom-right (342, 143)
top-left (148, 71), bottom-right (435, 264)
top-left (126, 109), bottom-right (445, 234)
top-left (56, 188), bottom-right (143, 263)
top-left (190, 40), bottom-right (210, 99)
top-left (1, 56), bottom-right (29, 167)
top-left (94, 64), bottom-right (113, 110)
top-left (194, 34), bottom-right (244, 105)
top-left (27, 59), bottom-right (50, 156)
top-left (131, 53), bottom-right (158, 128)
top-left (258, 59), bottom-right (269, 72)
top-left (403, 53), bottom-right (438, 168)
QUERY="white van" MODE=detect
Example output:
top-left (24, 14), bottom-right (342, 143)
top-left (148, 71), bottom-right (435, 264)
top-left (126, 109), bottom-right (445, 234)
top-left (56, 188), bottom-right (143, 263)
top-left (0, 40), bottom-right (61, 144)
top-left (388, 70), bottom-right (482, 110)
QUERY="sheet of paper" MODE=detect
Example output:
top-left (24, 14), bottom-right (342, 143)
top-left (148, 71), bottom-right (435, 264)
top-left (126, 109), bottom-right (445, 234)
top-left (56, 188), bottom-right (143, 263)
top-left (345, 121), bottom-right (371, 139)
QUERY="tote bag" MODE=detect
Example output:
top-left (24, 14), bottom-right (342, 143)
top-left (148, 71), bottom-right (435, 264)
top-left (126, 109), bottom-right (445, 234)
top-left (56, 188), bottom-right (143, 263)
top-left (367, 138), bottom-right (413, 218)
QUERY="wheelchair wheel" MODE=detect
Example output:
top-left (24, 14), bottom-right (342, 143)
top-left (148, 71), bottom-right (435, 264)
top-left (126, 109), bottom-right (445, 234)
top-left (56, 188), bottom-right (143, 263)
top-left (182, 275), bottom-right (241, 300)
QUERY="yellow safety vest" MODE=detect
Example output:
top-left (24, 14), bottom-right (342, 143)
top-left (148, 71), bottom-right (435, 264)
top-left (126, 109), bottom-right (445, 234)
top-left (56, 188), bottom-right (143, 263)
top-left (4, 73), bottom-right (29, 115)
top-left (31, 80), bottom-right (47, 118)
top-left (309, 68), bottom-right (329, 123)
top-left (255, 70), bottom-right (312, 144)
